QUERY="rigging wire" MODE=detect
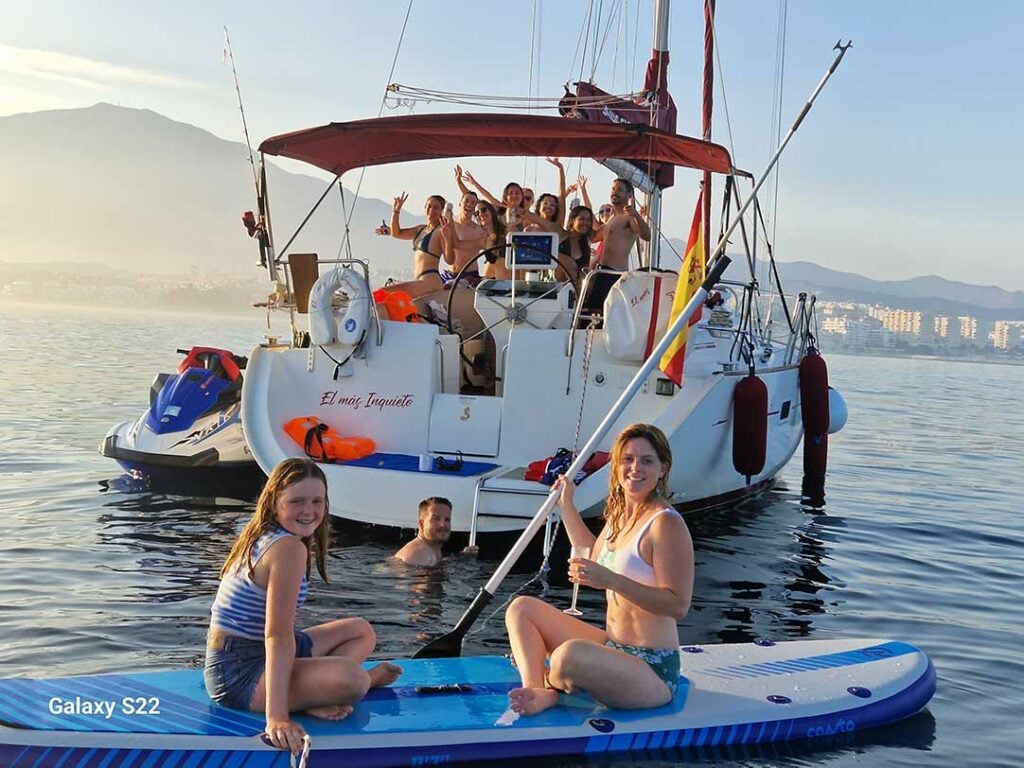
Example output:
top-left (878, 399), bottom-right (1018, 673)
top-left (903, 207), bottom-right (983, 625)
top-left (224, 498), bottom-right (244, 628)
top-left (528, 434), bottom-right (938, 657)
top-left (335, 0), bottom-right (415, 256)
top-left (626, 0), bottom-right (634, 93)
top-left (568, 0), bottom-right (591, 84)
top-left (591, 0), bottom-right (623, 81)
top-left (577, 0), bottom-right (596, 86)
top-left (768, 0), bottom-right (788, 271)
top-left (384, 84), bottom-right (643, 110)
top-left (525, 0), bottom-right (541, 188)
top-left (611, 0), bottom-right (623, 92)
top-left (589, 0), bottom-right (605, 81)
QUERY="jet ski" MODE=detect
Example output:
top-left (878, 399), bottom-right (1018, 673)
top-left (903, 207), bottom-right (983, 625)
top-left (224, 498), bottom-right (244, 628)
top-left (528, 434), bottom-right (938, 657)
top-left (100, 346), bottom-right (264, 497)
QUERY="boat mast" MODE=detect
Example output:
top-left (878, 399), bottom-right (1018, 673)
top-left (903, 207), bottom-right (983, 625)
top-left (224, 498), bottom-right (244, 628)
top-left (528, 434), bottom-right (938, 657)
top-left (647, 0), bottom-right (670, 268)
top-left (702, 0), bottom-right (715, 261)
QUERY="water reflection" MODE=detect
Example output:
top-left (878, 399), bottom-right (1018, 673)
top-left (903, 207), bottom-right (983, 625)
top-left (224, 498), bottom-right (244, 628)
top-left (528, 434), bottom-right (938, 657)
top-left (685, 481), bottom-right (843, 646)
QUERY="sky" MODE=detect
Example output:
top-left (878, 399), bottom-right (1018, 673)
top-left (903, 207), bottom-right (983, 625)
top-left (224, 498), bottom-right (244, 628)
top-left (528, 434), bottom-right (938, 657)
top-left (1, 0), bottom-right (1022, 290)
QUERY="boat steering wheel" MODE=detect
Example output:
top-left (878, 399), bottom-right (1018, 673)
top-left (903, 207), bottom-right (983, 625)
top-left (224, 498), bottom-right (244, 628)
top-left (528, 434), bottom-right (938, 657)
top-left (443, 243), bottom-right (581, 379)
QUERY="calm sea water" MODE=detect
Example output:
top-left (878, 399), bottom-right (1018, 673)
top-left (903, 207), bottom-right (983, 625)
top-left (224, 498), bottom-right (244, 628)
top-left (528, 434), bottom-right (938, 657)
top-left (0, 301), bottom-right (1020, 767)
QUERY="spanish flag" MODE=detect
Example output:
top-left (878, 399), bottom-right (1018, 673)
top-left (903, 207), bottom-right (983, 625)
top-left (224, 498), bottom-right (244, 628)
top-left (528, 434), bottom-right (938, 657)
top-left (659, 191), bottom-right (705, 386)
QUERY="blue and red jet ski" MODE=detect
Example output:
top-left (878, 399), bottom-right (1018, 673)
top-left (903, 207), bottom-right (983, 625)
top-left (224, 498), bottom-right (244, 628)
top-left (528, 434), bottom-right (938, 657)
top-left (100, 346), bottom-right (264, 496)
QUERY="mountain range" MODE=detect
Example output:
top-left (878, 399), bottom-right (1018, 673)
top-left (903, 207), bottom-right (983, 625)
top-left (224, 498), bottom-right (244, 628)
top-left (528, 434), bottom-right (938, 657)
top-left (2, 103), bottom-right (1023, 321)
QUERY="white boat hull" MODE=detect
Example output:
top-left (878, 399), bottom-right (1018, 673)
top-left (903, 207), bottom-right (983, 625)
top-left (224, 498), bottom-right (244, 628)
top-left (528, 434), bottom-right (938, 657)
top-left (241, 280), bottom-right (807, 533)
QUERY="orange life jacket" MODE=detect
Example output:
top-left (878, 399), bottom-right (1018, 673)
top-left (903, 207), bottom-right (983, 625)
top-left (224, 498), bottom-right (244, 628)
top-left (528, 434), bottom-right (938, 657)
top-left (284, 416), bottom-right (376, 462)
top-left (373, 288), bottom-right (421, 323)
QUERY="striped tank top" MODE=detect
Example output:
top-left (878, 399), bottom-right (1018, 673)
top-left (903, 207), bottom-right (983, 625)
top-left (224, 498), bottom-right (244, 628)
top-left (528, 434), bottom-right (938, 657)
top-left (210, 527), bottom-right (309, 640)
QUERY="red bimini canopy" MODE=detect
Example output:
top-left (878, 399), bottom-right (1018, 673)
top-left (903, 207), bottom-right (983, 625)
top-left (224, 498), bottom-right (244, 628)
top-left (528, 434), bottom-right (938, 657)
top-left (258, 113), bottom-right (732, 179)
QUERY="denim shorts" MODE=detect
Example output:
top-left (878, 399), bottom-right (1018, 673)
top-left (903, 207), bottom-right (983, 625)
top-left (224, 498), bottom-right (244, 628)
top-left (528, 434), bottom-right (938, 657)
top-left (204, 630), bottom-right (314, 710)
top-left (605, 639), bottom-right (681, 697)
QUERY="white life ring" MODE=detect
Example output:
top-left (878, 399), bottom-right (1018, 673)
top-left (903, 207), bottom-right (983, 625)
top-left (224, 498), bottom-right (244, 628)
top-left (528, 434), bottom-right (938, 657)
top-left (308, 267), bottom-right (371, 347)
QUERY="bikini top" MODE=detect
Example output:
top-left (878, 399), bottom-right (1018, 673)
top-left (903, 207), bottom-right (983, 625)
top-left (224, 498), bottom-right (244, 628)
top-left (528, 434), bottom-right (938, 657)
top-left (413, 226), bottom-right (442, 259)
top-left (596, 507), bottom-right (679, 587)
top-left (559, 236), bottom-right (589, 271)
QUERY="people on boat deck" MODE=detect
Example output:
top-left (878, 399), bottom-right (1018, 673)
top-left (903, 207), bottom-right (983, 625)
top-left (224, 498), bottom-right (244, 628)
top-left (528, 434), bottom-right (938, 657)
top-left (590, 178), bottom-right (651, 272)
top-left (473, 200), bottom-right (511, 280)
top-left (394, 496), bottom-right (479, 566)
top-left (383, 192), bottom-right (449, 297)
top-left (440, 183), bottom-right (487, 286)
top-left (555, 205), bottom-right (596, 284)
top-left (521, 158), bottom-right (566, 234)
top-left (522, 187), bottom-right (535, 211)
top-left (459, 170), bottom-right (527, 233)
top-left (204, 458), bottom-right (402, 754)
top-left (505, 423), bottom-right (694, 716)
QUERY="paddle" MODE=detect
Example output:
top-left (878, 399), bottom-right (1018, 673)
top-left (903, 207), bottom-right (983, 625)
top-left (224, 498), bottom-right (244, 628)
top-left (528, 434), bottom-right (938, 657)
top-left (412, 255), bottom-right (732, 658)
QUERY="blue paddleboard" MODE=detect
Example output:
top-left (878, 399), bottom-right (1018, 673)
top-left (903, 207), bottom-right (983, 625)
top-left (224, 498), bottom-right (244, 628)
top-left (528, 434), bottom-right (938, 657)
top-left (0, 637), bottom-right (935, 767)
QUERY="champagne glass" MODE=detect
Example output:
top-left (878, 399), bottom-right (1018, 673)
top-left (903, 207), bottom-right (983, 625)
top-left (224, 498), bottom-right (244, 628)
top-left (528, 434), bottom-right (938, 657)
top-left (564, 545), bottom-right (591, 616)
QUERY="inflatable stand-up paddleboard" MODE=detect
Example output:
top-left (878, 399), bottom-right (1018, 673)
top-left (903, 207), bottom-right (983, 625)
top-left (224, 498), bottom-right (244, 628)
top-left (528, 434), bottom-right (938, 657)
top-left (0, 638), bottom-right (935, 767)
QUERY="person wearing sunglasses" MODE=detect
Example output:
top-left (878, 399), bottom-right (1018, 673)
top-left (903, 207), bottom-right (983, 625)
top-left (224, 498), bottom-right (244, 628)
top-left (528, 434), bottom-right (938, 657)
top-left (473, 200), bottom-right (512, 280)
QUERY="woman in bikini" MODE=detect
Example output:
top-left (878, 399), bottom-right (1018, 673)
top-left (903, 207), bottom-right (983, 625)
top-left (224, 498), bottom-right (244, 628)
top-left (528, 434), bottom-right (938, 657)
top-left (474, 200), bottom-right (511, 280)
top-left (505, 423), bottom-right (694, 715)
top-left (554, 205), bottom-right (595, 284)
top-left (386, 192), bottom-right (447, 296)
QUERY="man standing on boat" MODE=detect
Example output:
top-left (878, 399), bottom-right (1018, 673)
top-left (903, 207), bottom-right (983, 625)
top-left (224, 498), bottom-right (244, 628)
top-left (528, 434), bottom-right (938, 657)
top-left (591, 178), bottom-right (650, 271)
top-left (394, 497), bottom-right (478, 567)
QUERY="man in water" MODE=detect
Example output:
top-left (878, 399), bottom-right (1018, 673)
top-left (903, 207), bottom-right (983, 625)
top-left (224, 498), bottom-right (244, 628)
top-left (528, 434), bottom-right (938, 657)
top-left (591, 178), bottom-right (651, 272)
top-left (394, 497), bottom-right (477, 566)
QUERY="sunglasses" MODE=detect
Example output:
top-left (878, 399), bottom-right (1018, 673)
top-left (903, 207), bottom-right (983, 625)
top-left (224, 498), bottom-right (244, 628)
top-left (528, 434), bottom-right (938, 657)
top-left (599, 207), bottom-right (612, 215)
top-left (475, 208), bottom-right (490, 215)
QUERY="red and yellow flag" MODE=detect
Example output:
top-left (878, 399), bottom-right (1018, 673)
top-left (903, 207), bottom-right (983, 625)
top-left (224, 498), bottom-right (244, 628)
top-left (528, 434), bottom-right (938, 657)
top-left (659, 191), bottom-right (706, 386)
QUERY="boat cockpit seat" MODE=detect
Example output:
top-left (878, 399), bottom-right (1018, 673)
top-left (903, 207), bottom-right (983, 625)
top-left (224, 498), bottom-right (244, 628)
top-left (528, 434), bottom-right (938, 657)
top-left (575, 269), bottom-right (623, 329)
top-left (289, 253), bottom-right (320, 314)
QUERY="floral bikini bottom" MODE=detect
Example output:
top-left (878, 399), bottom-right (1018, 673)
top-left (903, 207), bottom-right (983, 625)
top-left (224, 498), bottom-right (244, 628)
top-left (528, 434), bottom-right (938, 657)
top-left (605, 639), bottom-right (681, 697)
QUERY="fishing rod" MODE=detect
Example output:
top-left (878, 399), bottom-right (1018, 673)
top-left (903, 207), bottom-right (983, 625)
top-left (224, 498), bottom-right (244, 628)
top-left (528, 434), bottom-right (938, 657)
top-left (223, 26), bottom-right (259, 198)
top-left (412, 40), bottom-right (853, 659)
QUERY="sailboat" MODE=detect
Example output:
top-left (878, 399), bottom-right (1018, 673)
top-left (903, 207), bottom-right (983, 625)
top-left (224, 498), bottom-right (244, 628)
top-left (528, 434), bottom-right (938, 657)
top-left (238, 1), bottom-right (847, 538)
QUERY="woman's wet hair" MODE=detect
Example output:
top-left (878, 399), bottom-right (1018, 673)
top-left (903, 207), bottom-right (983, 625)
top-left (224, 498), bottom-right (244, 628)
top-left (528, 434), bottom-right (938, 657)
top-left (427, 194), bottom-right (447, 208)
top-left (603, 423), bottom-right (673, 540)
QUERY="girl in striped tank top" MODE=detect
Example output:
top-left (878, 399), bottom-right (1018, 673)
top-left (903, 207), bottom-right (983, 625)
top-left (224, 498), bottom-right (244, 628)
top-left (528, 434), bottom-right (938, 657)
top-left (204, 458), bottom-right (401, 754)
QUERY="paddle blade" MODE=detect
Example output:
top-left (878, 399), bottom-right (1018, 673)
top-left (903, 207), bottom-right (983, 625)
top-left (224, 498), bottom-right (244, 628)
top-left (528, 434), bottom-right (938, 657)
top-left (412, 588), bottom-right (494, 659)
top-left (412, 630), bottom-right (464, 659)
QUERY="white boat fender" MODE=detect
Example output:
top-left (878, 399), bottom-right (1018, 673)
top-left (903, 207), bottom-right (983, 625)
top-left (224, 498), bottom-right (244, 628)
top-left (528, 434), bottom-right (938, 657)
top-left (308, 267), bottom-right (371, 347)
top-left (828, 386), bottom-right (848, 434)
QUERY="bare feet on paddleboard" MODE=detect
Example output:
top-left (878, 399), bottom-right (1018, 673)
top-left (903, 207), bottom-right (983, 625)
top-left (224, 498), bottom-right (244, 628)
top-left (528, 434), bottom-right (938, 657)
top-left (305, 703), bottom-right (354, 720)
top-left (509, 686), bottom-right (559, 715)
top-left (368, 662), bottom-right (403, 688)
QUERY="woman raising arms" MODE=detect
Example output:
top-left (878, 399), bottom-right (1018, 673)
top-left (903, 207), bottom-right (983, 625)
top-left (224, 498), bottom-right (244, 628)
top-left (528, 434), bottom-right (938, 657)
top-left (505, 423), bottom-right (694, 715)
top-left (385, 192), bottom-right (448, 296)
top-left (205, 459), bottom-right (401, 753)
top-left (440, 186), bottom-right (487, 286)
top-left (459, 169), bottom-right (527, 233)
